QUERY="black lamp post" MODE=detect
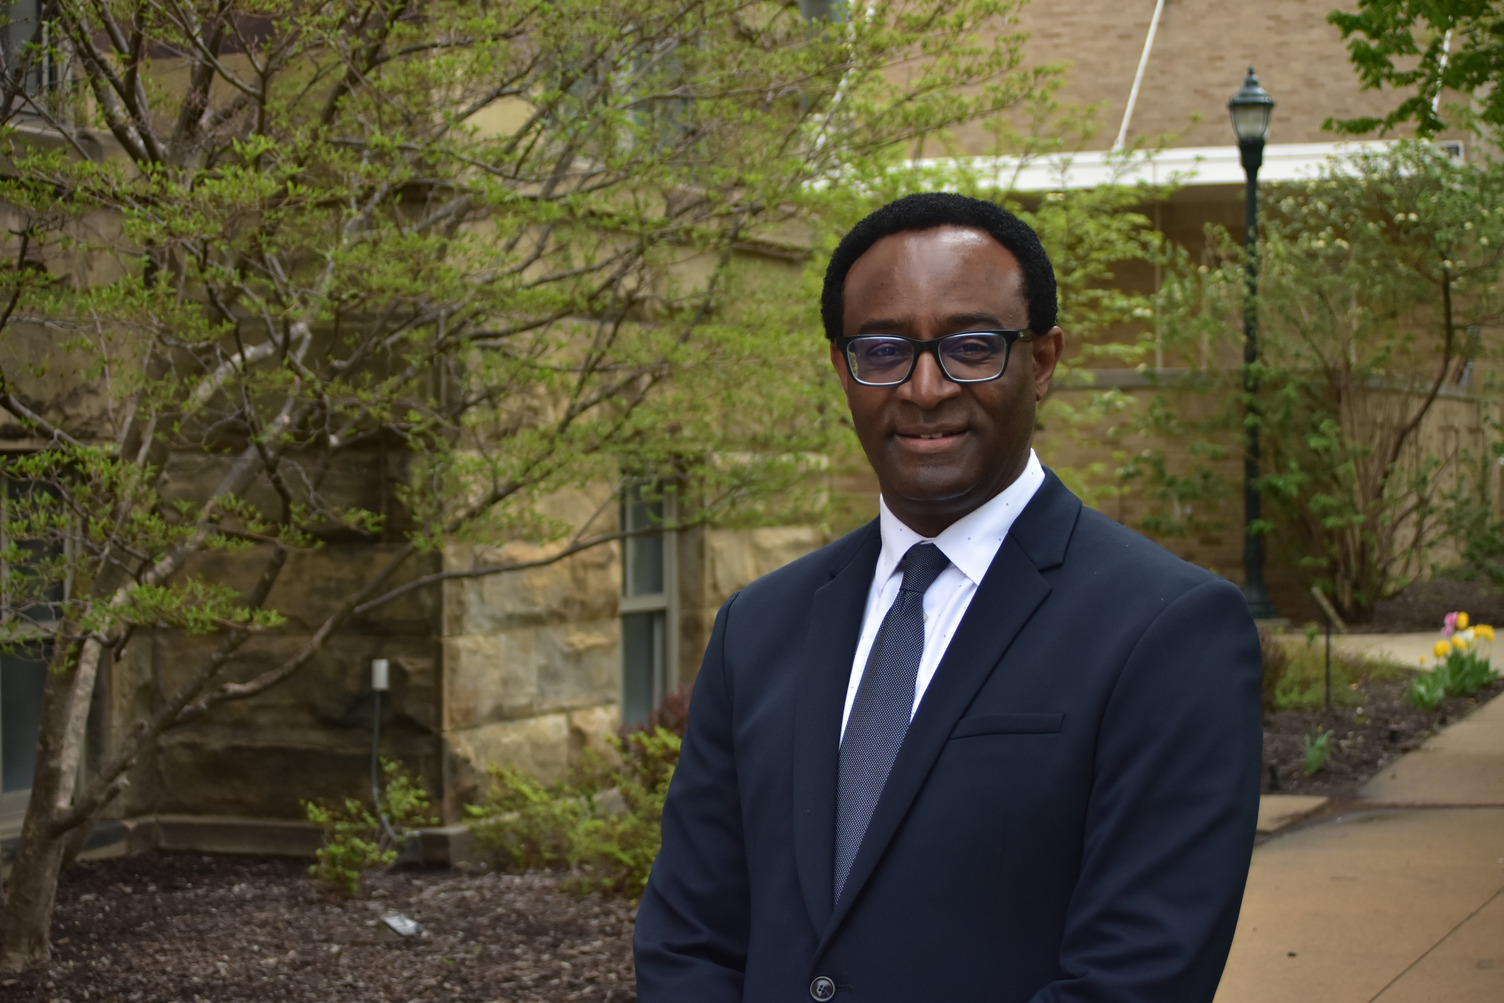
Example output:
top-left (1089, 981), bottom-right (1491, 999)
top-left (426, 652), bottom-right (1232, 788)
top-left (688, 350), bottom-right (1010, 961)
top-left (1228, 66), bottom-right (1279, 619)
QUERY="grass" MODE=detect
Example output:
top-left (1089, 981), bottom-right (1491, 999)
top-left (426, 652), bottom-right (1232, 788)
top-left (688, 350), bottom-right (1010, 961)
top-left (1263, 630), bottom-right (1410, 713)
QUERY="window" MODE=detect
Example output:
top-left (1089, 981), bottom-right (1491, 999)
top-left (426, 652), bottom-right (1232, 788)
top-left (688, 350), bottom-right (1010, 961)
top-left (620, 481), bottom-right (677, 730)
top-left (0, 645), bottom-right (46, 825)
top-left (799, 0), bottom-right (847, 20)
top-left (2, 1), bottom-right (58, 97)
top-left (0, 473), bottom-right (65, 831)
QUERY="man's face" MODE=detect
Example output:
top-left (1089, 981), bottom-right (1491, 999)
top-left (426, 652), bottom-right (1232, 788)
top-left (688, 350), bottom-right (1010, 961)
top-left (831, 225), bottom-right (1064, 537)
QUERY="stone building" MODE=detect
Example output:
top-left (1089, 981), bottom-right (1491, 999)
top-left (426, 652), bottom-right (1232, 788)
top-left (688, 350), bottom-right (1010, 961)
top-left (1, 0), bottom-right (1493, 856)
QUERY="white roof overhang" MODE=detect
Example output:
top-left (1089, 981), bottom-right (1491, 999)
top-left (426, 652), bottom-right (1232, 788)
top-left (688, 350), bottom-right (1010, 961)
top-left (912, 140), bottom-right (1415, 192)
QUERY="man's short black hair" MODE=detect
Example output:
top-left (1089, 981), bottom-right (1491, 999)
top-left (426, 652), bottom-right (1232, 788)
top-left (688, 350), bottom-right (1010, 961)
top-left (820, 192), bottom-right (1058, 339)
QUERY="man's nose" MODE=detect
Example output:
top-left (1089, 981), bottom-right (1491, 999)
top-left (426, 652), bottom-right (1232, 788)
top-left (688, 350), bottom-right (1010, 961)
top-left (898, 349), bottom-right (960, 406)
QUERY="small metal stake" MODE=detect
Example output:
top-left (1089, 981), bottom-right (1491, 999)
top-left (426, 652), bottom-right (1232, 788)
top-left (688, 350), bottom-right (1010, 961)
top-left (1324, 621), bottom-right (1332, 714)
top-left (1309, 585), bottom-right (1346, 716)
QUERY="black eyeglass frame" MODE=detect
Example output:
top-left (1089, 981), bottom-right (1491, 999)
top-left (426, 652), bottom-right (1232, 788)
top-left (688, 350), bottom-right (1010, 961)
top-left (835, 330), bottom-right (1034, 387)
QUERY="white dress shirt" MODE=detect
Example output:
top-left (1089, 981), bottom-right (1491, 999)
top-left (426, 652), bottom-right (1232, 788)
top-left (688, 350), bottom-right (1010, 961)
top-left (839, 449), bottom-right (1046, 740)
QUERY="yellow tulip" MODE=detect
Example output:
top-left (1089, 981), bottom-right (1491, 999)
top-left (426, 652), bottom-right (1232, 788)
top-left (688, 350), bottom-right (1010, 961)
top-left (1479, 624), bottom-right (1495, 641)
top-left (1458, 612), bottom-right (1470, 629)
top-left (1453, 635), bottom-right (1468, 651)
top-left (1435, 640), bottom-right (1452, 658)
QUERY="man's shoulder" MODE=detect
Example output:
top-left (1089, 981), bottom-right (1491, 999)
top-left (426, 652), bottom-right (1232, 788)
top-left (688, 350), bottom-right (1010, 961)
top-left (1022, 469), bottom-right (1229, 595)
top-left (1063, 500), bottom-right (1231, 599)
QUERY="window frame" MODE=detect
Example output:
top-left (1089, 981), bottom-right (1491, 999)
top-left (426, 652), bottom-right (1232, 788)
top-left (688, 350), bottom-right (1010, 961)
top-left (2, 1), bottom-right (60, 98)
top-left (619, 480), bottom-right (679, 730)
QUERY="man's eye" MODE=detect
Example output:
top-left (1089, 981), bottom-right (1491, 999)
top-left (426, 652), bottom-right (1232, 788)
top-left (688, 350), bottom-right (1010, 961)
top-left (857, 341), bottom-right (906, 362)
top-left (946, 337), bottom-right (1000, 360)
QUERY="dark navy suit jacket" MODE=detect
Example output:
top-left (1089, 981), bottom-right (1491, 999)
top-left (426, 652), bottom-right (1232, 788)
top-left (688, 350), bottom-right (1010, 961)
top-left (634, 472), bottom-right (1263, 1002)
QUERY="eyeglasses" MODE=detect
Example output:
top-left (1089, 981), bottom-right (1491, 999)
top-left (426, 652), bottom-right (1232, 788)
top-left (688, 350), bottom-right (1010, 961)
top-left (836, 331), bottom-right (1031, 387)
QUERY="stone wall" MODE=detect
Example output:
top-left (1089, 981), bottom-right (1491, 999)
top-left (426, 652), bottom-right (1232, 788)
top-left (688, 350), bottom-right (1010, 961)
top-left (95, 442), bottom-right (447, 828)
top-left (436, 479), bottom-right (830, 814)
top-left (111, 541), bottom-right (444, 822)
top-left (439, 485), bottom-right (623, 813)
top-left (673, 525), bottom-right (831, 690)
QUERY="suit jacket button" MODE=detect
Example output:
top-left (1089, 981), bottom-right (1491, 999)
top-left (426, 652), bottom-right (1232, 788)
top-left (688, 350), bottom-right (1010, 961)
top-left (810, 976), bottom-right (836, 1000)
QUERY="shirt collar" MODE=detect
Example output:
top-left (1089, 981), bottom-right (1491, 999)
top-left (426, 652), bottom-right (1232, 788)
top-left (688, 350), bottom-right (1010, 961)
top-left (875, 449), bottom-right (1046, 587)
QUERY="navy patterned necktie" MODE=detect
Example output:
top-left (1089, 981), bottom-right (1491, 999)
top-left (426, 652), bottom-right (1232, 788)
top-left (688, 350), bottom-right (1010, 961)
top-left (834, 541), bottom-right (951, 901)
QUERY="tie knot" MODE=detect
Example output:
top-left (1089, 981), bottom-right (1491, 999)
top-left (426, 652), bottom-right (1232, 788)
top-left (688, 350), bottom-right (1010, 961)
top-left (899, 543), bottom-right (950, 595)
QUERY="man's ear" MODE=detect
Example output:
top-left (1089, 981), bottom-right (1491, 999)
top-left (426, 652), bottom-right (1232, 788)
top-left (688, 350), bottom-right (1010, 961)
top-left (1031, 327), bottom-right (1064, 402)
top-left (830, 340), bottom-right (853, 393)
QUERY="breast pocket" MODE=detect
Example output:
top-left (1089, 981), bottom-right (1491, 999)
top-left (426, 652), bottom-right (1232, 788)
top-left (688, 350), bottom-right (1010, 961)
top-left (949, 713), bottom-right (1065, 738)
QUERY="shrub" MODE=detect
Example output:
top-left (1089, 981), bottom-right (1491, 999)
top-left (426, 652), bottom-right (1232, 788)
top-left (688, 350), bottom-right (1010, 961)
top-left (463, 765), bottom-right (588, 872)
top-left (570, 728), bottom-right (681, 897)
top-left (625, 685), bottom-right (692, 739)
top-left (466, 725), bottom-right (682, 900)
top-left (304, 759), bottom-right (436, 895)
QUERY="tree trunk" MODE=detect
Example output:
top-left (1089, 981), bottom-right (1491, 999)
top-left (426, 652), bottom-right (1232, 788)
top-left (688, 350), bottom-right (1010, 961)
top-left (0, 643), bottom-right (83, 972)
top-left (0, 807), bottom-right (68, 972)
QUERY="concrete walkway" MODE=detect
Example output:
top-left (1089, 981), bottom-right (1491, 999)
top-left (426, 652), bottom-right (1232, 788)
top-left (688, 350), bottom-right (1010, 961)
top-left (1271, 629), bottom-right (1452, 669)
top-left (1328, 632), bottom-right (1449, 668)
top-left (1216, 665), bottom-right (1504, 1003)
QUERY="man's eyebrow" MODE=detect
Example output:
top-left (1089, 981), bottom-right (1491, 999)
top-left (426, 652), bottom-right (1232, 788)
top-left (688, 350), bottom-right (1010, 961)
top-left (945, 312), bottom-right (1010, 329)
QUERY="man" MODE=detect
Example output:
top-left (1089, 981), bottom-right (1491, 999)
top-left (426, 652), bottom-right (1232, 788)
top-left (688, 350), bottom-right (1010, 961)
top-left (634, 193), bottom-right (1262, 1002)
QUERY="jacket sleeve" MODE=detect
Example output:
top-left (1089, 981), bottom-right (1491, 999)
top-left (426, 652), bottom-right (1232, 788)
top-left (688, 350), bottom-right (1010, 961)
top-left (633, 594), bottom-right (750, 1002)
top-left (1033, 577), bottom-right (1264, 1003)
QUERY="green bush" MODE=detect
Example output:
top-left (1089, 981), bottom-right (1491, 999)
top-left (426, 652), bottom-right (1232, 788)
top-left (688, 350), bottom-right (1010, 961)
top-left (466, 726), bottom-right (681, 900)
top-left (464, 764), bottom-right (590, 872)
top-left (304, 759), bottom-right (436, 896)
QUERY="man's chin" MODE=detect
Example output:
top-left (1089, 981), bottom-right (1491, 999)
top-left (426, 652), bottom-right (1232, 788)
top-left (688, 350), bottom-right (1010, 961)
top-left (881, 480), bottom-right (990, 528)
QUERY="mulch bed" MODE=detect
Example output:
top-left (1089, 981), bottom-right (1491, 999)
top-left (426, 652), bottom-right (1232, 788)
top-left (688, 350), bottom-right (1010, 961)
top-left (1354, 576), bottom-right (1504, 634)
top-left (1269, 572), bottom-right (1504, 794)
top-left (0, 857), bottom-right (636, 1002)
top-left (1261, 671), bottom-right (1504, 797)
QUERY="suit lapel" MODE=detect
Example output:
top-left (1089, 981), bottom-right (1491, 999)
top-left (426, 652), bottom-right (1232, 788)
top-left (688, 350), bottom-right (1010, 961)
top-left (818, 474), bottom-right (1080, 947)
top-left (792, 524), bottom-right (881, 933)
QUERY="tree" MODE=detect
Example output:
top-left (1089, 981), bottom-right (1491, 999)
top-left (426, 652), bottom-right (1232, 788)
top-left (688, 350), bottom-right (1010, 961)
top-left (1141, 142), bottom-right (1504, 617)
top-left (0, 0), bottom-right (1065, 972)
top-left (1327, 0), bottom-right (1504, 137)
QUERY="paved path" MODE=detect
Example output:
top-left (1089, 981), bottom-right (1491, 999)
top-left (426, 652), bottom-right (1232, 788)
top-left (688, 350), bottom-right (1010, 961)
top-left (1328, 632), bottom-right (1447, 668)
top-left (1216, 651), bottom-right (1504, 1003)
